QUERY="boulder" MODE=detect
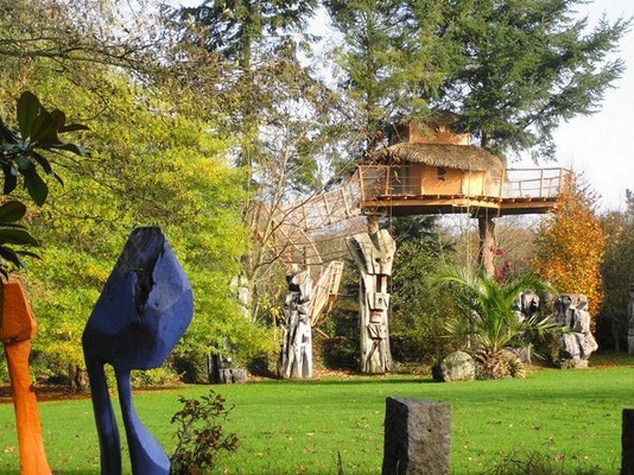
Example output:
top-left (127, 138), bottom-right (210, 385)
top-left (433, 351), bottom-right (475, 382)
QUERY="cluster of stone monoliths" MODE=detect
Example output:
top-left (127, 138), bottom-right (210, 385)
top-left (553, 294), bottom-right (598, 368)
top-left (513, 290), bottom-right (599, 367)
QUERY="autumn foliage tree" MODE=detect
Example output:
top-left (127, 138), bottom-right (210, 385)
top-left (532, 174), bottom-right (606, 319)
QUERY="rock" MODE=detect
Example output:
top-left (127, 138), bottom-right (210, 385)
top-left (513, 291), bottom-right (540, 322)
top-left (553, 294), bottom-right (598, 367)
top-left (217, 368), bottom-right (248, 384)
top-left (433, 351), bottom-right (475, 382)
top-left (382, 397), bottom-right (451, 475)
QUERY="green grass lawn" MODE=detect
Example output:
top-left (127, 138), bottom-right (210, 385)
top-left (0, 358), bottom-right (632, 474)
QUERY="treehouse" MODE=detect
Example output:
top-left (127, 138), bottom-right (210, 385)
top-left (358, 120), bottom-right (570, 218)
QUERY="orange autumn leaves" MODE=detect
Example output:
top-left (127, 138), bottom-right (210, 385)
top-left (533, 175), bottom-right (606, 318)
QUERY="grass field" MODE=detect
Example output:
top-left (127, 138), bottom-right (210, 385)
top-left (0, 356), bottom-right (632, 474)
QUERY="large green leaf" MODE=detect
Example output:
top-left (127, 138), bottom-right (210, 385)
top-left (1, 163), bottom-right (17, 194)
top-left (23, 165), bottom-right (48, 206)
top-left (30, 151), bottom-right (53, 174)
top-left (54, 142), bottom-right (89, 156)
top-left (30, 109), bottom-right (58, 144)
top-left (59, 123), bottom-right (90, 133)
top-left (0, 246), bottom-right (27, 270)
top-left (0, 226), bottom-right (39, 246)
top-left (16, 91), bottom-right (42, 140)
top-left (0, 201), bottom-right (27, 223)
top-left (0, 120), bottom-right (17, 143)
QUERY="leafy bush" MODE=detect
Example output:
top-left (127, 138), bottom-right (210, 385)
top-left (170, 390), bottom-right (238, 475)
top-left (391, 238), bottom-right (463, 366)
top-left (130, 367), bottom-right (182, 388)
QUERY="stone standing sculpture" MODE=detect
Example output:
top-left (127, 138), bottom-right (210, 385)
top-left (278, 264), bottom-right (313, 379)
top-left (511, 290), bottom-right (542, 363)
top-left (554, 294), bottom-right (598, 368)
top-left (210, 339), bottom-right (247, 384)
top-left (83, 227), bottom-right (193, 475)
top-left (513, 291), bottom-right (540, 322)
top-left (346, 216), bottom-right (396, 374)
top-left (627, 280), bottom-right (634, 355)
top-left (0, 280), bottom-right (51, 475)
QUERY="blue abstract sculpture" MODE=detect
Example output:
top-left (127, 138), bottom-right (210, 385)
top-left (83, 227), bottom-right (193, 475)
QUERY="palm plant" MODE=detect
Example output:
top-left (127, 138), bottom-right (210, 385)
top-left (434, 266), bottom-right (562, 379)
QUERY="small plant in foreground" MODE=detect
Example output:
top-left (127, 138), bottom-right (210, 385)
top-left (485, 451), bottom-right (604, 475)
top-left (170, 389), bottom-right (238, 475)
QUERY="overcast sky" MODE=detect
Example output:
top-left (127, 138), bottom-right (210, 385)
top-left (171, 0), bottom-right (633, 211)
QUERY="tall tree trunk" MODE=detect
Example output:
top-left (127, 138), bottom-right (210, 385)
top-left (478, 216), bottom-right (496, 277)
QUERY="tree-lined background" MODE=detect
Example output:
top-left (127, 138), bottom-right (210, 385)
top-left (0, 0), bottom-right (631, 384)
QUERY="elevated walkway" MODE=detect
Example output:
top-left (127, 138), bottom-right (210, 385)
top-left (358, 165), bottom-right (570, 217)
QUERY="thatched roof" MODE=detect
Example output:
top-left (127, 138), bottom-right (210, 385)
top-left (372, 142), bottom-right (505, 172)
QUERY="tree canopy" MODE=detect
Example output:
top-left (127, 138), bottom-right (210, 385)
top-left (325, 0), bottom-right (629, 160)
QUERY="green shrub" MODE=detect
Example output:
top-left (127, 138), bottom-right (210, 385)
top-left (170, 390), bottom-right (239, 475)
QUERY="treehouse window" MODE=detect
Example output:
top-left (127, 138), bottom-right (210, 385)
top-left (437, 166), bottom-right (447, 181)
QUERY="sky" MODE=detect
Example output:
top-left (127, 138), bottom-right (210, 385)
top-left (534, 0), bottom-right (634, 211)
top-left (171, 0), bottom-right (633, 211)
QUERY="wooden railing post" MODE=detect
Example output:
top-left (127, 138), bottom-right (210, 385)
top-left (384, 166), bottom-right (390, 196)
top-left (498, 168), bottom-right (505, 200)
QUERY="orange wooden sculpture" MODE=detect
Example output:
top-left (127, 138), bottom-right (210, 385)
top-left (0, 280), bottom-right (51, 475)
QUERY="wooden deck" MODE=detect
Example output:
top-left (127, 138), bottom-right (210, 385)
top-left (358, 165), bottom-right (570, 217)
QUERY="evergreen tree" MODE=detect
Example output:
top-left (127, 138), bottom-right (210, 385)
top-left (325, 0), bottom-right (629, 161)
top-left (324, 0), bottom-right (451, 154)
top-left (426, 0), bottom-right (629, 159)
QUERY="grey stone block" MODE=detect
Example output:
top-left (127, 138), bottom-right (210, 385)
top-left (623, 408), bottom-right (634, 475)
top-left (382, 397), bottom-right (451, 475)
top-left (217, 368), bottom-right (248, 384)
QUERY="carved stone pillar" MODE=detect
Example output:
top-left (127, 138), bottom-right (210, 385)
top-left (347, 217), bottom-right (396, 374)
top-left (278, 265), bottom-right (313, 379)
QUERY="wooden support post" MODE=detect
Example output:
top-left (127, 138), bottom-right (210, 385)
top-left (478, 216), bottom-right (496, 277)
top-left (346, 216), bottom-right (395, 374)
top-left (277, 265), bottom-right (313, 379)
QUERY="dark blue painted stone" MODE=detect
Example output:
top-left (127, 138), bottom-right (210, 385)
top-left (83, 227), bottom-right (193, 475)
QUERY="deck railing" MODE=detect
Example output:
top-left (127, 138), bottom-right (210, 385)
top-left (358, 165), bottom-right (570, 202)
